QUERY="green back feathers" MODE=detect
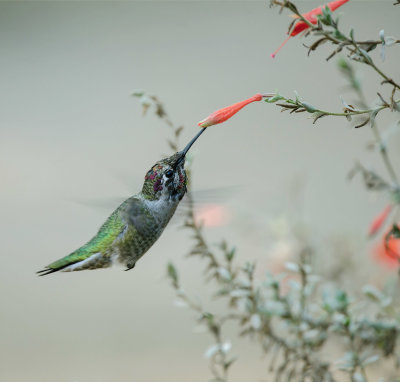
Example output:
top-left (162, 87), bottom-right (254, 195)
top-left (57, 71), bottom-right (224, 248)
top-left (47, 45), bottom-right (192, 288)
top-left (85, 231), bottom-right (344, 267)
top-left (47, 207), bottom-right (126, 270)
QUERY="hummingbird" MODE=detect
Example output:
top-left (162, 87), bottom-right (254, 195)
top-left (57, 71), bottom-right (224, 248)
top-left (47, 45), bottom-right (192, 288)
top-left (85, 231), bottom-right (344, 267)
top-left (37, 128), bottom-right (207, 276)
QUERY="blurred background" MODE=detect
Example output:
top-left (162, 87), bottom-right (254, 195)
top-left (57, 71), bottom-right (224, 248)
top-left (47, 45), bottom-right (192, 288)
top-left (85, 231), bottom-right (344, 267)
top-left (1, 1), bottom-right (399, 381)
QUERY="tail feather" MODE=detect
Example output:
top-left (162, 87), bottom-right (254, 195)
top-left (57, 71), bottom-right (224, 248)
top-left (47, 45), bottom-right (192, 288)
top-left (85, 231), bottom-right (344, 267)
top-left (37, 252), bottom-right (110, 276)
top-left (37, 261), bottom-right (80, 276)
top-left (37, 207), bottom-right (127, 276)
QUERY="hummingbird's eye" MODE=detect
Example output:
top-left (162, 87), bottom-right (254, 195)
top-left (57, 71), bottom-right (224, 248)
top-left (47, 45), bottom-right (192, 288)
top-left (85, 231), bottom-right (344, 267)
top-left (165, 169), bottom-right (174, 178)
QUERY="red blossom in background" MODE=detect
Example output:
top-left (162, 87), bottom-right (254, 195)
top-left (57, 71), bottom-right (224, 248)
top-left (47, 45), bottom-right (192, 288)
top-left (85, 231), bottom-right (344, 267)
top-left (271, 0), bottom-right (350, 58)
top-left (198, 93), bottom-right (263, 128)
top-left (372, 228), bottom-right (400, 269)
top-left (194, 204), bottom-right (231, 228)
top-left (368, 204), bottom-right (393, 237)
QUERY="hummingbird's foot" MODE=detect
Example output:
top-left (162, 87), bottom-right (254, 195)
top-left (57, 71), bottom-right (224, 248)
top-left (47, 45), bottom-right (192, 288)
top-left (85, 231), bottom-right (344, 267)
top-left (124, 262), bottom-right (136, 271)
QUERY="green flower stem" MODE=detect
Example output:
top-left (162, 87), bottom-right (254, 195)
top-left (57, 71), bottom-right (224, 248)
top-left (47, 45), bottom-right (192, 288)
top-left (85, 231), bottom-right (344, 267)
top-left (270, 94), bottom-right (399, 118)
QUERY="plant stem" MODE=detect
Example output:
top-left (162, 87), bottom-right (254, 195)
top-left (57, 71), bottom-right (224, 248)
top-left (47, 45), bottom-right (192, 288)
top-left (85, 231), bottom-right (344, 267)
top-left (370, 124), bottom-right (399, 185)
top-left (349, 72), bottom-right (400, 186)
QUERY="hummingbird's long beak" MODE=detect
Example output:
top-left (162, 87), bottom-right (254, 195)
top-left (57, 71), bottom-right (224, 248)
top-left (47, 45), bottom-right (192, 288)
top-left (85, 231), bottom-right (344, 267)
top-left (174, 128), bottom-right (207, 167)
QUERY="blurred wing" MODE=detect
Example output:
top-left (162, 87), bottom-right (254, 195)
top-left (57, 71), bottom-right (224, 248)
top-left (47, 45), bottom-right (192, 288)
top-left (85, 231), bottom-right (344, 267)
top-left (66, 196), bottom-right (128, 211)
top-left (170, 186), bottom-right (237, 227)
top-left (178, 185), bottom-right (238, 210)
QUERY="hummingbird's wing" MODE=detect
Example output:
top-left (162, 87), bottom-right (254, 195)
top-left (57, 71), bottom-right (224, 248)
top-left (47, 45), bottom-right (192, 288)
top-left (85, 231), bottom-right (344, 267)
top-left (125, 198), bottom-right (158, 237)
top-left (66, 195), bottom-right (161, 233)
top-left (37, 207), bottom-right (127, 276)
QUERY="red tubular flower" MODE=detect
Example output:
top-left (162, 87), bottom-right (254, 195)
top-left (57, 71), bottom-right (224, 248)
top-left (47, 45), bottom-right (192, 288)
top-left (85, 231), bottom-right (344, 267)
top-left (198, 93), bottom-right (263, 128)
top-left (271, 0), bottom-right (350, 58)
top-left (372, 228), bottom-right (400, 269)
top-left (368, 204), bottom-right (393, 237)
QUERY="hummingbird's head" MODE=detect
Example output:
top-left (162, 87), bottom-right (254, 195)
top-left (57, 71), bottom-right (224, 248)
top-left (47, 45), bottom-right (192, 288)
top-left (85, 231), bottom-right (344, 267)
top-left (142, 152), bottom-right (187, 202)
top-left (141, 128), bottom-right (207, 202)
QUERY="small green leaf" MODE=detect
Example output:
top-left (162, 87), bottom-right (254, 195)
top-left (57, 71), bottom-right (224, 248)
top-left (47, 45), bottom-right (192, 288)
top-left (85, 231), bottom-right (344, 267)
top-left (204, 344), bottom-right (219, 359)
top-left (379, 29), bottom-right (385, 43)
top-left (131, 89), bottom-right (144, 97)
top-left (284, 262), bottom-right (299, 273)
top-left (337, 57), bottom-right (350, 70)
top-left (362, 354), bottom-right (379, 366)
top-left (335, 290), bottom-right (349, 310)
top-left (224, 356), bottom-right (237, 371)
top-left (225, 248), bottom-right (236, 262)
top-left (311, 111), bottom-right (327, 124)
top-left (359, 49), bottom-right (373, 64)
top-left (385, 36), bottom-right (397, 47)
top-left (230, 289), bottom-right (250, 298)
top-left (174, 298), bottom-right (188, 308)
top-left (352, 372), bottom-right (366, 382)
top-left (334, 29), bottom-right (345, 40)
top-left (319, 5), bottom-right (333, 25)
top-left (369, 109), bottom-right (379, 128)
top-left (265, 94), bottom-right (285, 103)
top-left (167, 262), bottom-right (179, 284)
top-left (301, 102), bottom-right (318, 113)
top-left (362, 285), bottom-right (383, 302)
top-left (392, 189), bottom-right (400, 204)
top-left (217, 267), bottom-right (231, 280)
top-left (250, 314), bottom-right (262, 330)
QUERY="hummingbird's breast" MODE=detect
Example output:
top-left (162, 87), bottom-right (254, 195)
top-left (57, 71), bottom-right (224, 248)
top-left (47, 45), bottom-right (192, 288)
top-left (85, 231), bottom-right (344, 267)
top-left (115, 196), bottom-right (180, 269)
top-left (143, 197), bottom-right (180, 227)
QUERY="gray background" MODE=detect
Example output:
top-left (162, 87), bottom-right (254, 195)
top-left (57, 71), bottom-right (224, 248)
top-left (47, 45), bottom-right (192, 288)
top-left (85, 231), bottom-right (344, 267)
top-left (1, 1), bottom-right (399, 381)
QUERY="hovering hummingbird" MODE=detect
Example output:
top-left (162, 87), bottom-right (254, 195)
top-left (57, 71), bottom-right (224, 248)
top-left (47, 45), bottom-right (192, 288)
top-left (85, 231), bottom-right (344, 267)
top-left (37, 129), bottom-right (207, 276)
